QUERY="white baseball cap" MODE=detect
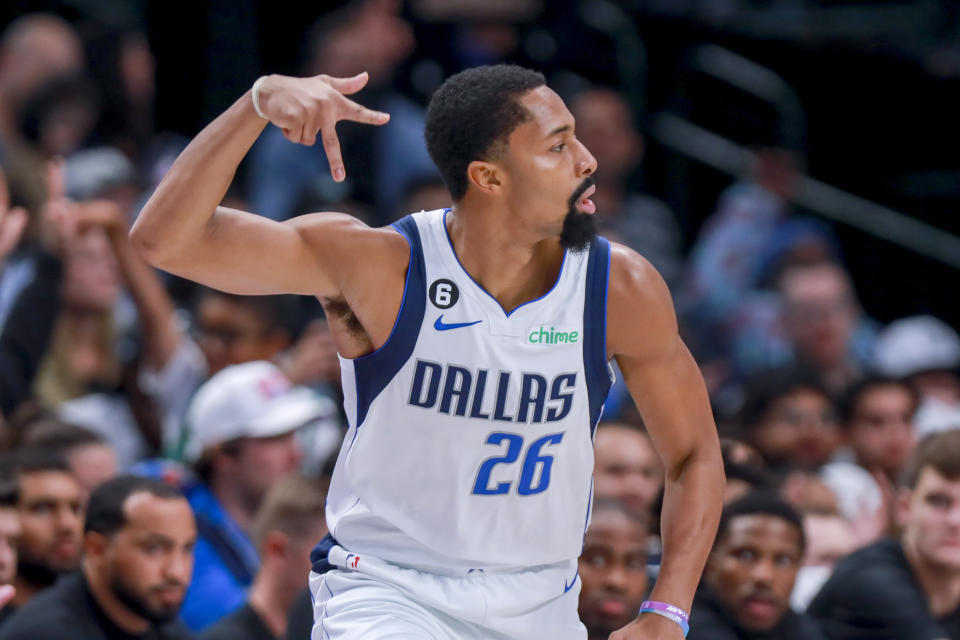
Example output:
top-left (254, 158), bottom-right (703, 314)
top-left (873, 316), bottom-right (960, 378)
top-left (185, 361), bottom-right (336, 460)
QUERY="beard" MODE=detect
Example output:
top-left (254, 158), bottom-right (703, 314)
top-left (109, 573), bottom-right (183, 626)
top-left (560, 177), bottom-right (597, 251)
top-left (15, 549), bottom-right (64, 588)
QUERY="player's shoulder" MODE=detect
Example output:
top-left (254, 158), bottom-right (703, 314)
top-left (607, 240), bottom-right (672, 312)
top-left (605, 241), bottom-right (677, 357)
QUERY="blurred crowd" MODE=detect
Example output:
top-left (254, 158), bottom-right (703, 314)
top-left (0, 1), bottom-right (958, 639)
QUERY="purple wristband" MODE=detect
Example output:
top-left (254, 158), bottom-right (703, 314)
top-left (639, 600), bottom-right (690, 623)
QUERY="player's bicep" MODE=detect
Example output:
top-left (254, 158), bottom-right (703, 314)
top-left (607, 244), bottom-right (717, 475)
top-left (159, 207), bottom-right (344, 296)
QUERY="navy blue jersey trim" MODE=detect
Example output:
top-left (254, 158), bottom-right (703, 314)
top-left (310, 533), bottom-right (339, 574)
top-left (583, 236), bottom-right (612, 433)
top-left (350, 215), bottom-right (426, 428)
top-left (442, 209), bottom-right (568, 318)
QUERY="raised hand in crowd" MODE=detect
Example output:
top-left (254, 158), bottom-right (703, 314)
top-left (0, 169), bottom-right (28, 267)
top-left (277, 319), bottom-right (340, 386)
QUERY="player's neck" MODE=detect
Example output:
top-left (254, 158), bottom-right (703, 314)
top-left (903, 536), bottom-right (960, 617)
top-left (446, 205), bottom-right (564, 314)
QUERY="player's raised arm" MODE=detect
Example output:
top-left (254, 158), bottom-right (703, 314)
top-left (129, 72), bottom-right (390, 296)
top-left (606, 243), bottom-right (725, 640)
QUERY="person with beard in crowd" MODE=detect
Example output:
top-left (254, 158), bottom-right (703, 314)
top-left (3, 449), bottom-right (83, 610)
top-left (0, 480), bottom-right (20, 627)
top-left (809, 429), bottom-right (960, 639)
top-left (578, 499), bottom-right (651, 640)
top-left (0, 474), bottom-right (195, 640)
top-left (689, 491), bottom-right (826, 640)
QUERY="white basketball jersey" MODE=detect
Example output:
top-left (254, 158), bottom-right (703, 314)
top-left (322, 209), bottom-right (612, 571)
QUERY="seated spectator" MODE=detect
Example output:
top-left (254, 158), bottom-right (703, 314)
top-left (837, 376), bottom-right (917, 480)
top-left (873, 315), bottom-right (960, 438)
top-left (0, 479), bottom-right (20, 627)
top-left (180, 360), bottom-right (333, 631)
top-left (739, 367), bottom-right (840, 473)
top-left (593, 422), bottom-right (663, 521)
top-left (689, 491), bottom-right (826, 639)
top-left (578, 499), bottom-right (650, 640)
top-left (809, 429), bottom-right (960, 639)
top-left (790, 512), bottom-right (860, 612)
top-left (201, 474), bottom-right (328, 640)
top-left (3, 448), bottom-right (83, 610)
top-left (0, 474), bottom-right (195, 640)
top-left (17, 416), bottom-right (119, 495)
top-left (778, 262), bottom-right (873, 395)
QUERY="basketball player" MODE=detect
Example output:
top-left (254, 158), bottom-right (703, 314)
top-left (131, 66), bottom-right (724, 639)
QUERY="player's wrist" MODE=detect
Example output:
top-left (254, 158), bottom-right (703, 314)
top-left (251, 75), bottom-right (271, 120)
top-left (638, 601), bottom-right (690, 637)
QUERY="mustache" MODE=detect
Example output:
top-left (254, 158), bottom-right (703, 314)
top-left (568, 177), bottom-right (595, 208)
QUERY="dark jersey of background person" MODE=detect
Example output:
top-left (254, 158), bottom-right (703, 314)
top-left (200, 602), bottom-right (273, 640)
top-left (283, 589), bottom-right (312, 640)
top-left (0, 572), bottom-right (191, 640)
top-left (809, 538), bottom-right (960, 640)
top-left (688, 585), bottom-right (827, 640)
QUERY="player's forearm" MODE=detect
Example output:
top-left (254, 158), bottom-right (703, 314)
top-left (131, 89), bottom-right (267, 268)
top-left (648, 443), bottom-right (724, 612)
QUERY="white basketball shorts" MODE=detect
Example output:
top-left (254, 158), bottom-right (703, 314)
top-left (309, 543), bottom-right (587, 639)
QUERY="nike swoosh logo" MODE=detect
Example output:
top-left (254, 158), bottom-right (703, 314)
top-left (434, 315), bottom-right (482, 331)
top-left (563, 569), bottom-right (579, 593)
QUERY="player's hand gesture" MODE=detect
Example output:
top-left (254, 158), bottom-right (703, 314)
top-left (255, 72), bottom-right (390, 182)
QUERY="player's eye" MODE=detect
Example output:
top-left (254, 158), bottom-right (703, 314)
top-left (551, 143), bottom-right (566, 152)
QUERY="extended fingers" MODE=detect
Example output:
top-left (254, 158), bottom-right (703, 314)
top-left (320, 127), bottom-right (345, 182)
top-left (339, 96), bottom-right (390, 125)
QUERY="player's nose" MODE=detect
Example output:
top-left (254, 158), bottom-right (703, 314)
top-left (574, 138), bottom-right (597, 177)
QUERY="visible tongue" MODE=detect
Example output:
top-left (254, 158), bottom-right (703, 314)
top-left (580, 197), bottom-right (596, 214)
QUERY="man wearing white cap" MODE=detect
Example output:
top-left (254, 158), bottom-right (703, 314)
top-left (873, 315), bottom-right (960, 437)
top-left (178, 360), bottom-right (339, 632)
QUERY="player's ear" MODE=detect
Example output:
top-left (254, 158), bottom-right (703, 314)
top-left (466, 160), bottom-right (502, 196)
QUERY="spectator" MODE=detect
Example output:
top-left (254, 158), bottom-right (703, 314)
top-left (16, 416), bottom-right (119, 495)
top-left (0, 14), bottom-right (85, 147)
top-left (779, 262), bottom-right (873, 395)
top-left (0, 475), bottom-right (195, 640)
top-left (4, 448), bottom-right (83, 610)
top-left (578, 499), bottom-right (650, 640)
top-left (790, 512), bottom-right (859, 612)
top-left (569, 87), bottom-right (683, 290)
top-left (592, 422), bottom-right (663, 521)
top-left (0, 479), bottom-right (20, 627)
top-left (739, 367), bottom-right (840, 473)
top-left (201, 474), bottom-right (328, 640)
top-left (179, 360), bottom-right (334, 631)
top-left (809, 429), bottom-right (960, 639)
top-left (689, 491), bottom-right (826, 640)
top-left (873, 315), bottom-right (960, 438)
top-left (838, 376), bottom-right (918, 481)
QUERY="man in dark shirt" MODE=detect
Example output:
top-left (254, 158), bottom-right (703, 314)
top-left (809, 429), bottom-right (960, 640)
top-left (689, 491), bottom-right (826, 640)
top-left (0, 474), bottom-right (196, 640)
top-left (202, 474), bottom-right (327, 640)
top-left (577, 499), bottom-right (651, 640)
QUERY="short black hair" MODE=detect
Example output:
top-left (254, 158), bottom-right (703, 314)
top-left (5, 447), bottom-right (72, 476)
top-left (838, 375), bottom-right (918, 426)
top-left (84, 474), bottom-right (184, 536)
top-left (425, 64), bottom-right (546, 201)
top-left (20, 420), bottom-right (108, 453)
top-left (739, 366), bottom-right (830, 432)
top-left (714, 490), bottom-right (805, 552)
